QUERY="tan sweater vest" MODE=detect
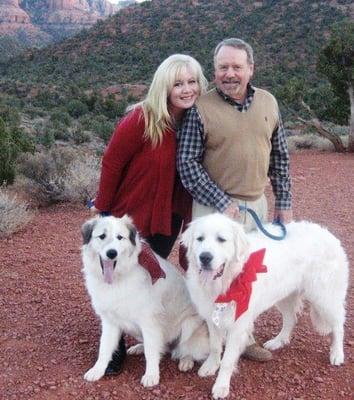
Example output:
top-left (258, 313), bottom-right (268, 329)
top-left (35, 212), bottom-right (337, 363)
top-left (196, 88), bottom-right (279, 201)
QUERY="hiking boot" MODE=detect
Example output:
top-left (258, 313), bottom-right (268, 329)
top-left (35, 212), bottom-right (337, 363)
top-left (104, 336), bottom-right (127, 375)
top-left (242, 343), bottom-right (272, 362)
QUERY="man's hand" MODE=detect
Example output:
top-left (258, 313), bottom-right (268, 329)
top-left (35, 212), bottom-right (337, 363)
top-left (273, 209), bottom-right (293, 224)
top-left (89, 205), bottom-right (100, 215)
top-left (223, 201), bottom-right (240, 220)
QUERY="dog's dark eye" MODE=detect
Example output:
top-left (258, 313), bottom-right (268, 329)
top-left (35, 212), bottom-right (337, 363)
top-left (217, 236), bottom-right (226, 243)
top-left (196, 236), bottom-right (204, 242)
top-left (99, 233), bottom-right (106, 240)
top-left (117, 235), bottom-right (123, 240)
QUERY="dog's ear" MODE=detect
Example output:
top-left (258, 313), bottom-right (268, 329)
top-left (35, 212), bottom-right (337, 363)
top-left (121, 214), bottom-right (137, 246)
top-left (127, 224), bottom-right (137, 246)
top-left (81, 218), bottom-right (97, 245)
top-left (232, 221), bottom-right (250, 262)
top-left (121, 214), bottom-right (134, 226)
top-left (181, 222), bottom-right (194, 251)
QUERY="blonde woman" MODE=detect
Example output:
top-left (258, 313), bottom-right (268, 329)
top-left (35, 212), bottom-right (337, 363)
top-left (92, 54), bottom-right (207, 375)
top-left (94, 54), bottom-right (207, 256)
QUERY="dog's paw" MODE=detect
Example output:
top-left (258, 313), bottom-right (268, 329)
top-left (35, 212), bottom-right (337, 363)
top-left (141, 373), bottom-right (159, 387)
top-left (264, 336), bottom-right (289, 351)
top-left (178, 356), bottom-right (194, 372)
top-left (127, 343), bottom-right (144, 355)
top-left (198, 357), bottom-right (219, 377)
top-left (330, 349), bottom-right (344, 366)
top-left (84, 365), bottom-right (105, 382)
top-left (212, 383), bottom-right (230, 399)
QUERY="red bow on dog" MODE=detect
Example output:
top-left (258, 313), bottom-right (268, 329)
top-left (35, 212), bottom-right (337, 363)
top-left (138, 242), bottom-right (166, 284)
top-left (215, 248), bottom-right (267, 320)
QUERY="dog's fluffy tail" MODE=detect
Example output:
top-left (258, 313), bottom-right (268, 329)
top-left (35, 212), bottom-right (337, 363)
top-left (173, 317), bottom-right (209, 362)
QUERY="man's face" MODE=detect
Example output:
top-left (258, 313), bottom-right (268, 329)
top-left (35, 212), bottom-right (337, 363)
top-left (214, 46), bottom-right (254, 102)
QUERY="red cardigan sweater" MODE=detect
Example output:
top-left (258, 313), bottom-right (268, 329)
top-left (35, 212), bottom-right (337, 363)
top-left (94, 107), bottom-right (192, 237)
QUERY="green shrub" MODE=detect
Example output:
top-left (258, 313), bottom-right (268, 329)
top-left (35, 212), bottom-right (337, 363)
top-left (91, 119), bottom-right (115, 143)
top-left (50, 109), bottom-right (71, 126)
top-left (0, 118), bottom-right (16, 184)
top-left (78, 114), bottom-right (95, 130)
top-left (0, 104), bottom-right (21, 126)
top-left (53, 128), bottom-right (71, 141)
top-left (38, 129), bottom-right (56, 148)
top-left (66, 99), bottom-right (89, 118)
top-left (95, 97), bottom-right (126, 119)
top-left (0, 117), bottom-right (34, 185)
top-left (72, 127), bottom-right (91, 145)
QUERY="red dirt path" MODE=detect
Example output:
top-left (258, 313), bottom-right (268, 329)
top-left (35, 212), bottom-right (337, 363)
top-left (1, 151), bottom-right (353, 400)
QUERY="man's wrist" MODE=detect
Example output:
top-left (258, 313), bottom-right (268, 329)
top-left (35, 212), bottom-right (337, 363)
top-left (220, 197), bottom-right (236, 213)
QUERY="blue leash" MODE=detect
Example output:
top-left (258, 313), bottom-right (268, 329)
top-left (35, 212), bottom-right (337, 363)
top-left (239, 205), bottom-right (287, 241)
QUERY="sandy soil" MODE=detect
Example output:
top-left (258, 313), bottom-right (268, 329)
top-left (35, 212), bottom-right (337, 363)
top-left (1, 151), bottom-right (353, 400)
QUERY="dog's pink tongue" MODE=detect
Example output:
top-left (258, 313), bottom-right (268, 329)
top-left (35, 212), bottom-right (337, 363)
top-left (102, 260), bottom-right (114, 284)
top-left (199, 269), bottom-right (215, 284)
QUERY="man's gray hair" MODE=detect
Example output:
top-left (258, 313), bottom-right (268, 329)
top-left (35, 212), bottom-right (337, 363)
top-left (214, 38), bottom-right (254, 65)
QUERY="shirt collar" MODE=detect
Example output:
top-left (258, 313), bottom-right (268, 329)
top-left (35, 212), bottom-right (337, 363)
top-left (216, 84), bottom-right (255, 111)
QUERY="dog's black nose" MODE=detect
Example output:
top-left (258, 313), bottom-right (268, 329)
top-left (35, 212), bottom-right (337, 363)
top-left (199, 252), bottom-right (213, 268)
top-left (106, 249), bottom-right (118, 260)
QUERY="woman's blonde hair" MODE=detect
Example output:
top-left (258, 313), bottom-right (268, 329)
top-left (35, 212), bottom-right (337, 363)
top-left (132, 54), bottom-right (208, 146)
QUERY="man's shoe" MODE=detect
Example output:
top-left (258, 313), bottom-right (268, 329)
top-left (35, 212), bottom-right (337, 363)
top-left (242, 343), bottom-right (272, 362)
top-left (104, 336), bottom-right (127, 375)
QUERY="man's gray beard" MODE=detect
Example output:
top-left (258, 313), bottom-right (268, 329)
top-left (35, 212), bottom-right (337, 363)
top-left (223, 83), bottom-right (243, 100)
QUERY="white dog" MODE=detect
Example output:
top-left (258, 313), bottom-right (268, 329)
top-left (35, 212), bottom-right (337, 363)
top-left (182, 213), bottom-right (348, 399)
top-left (81, 215), bottom-right (209, 387)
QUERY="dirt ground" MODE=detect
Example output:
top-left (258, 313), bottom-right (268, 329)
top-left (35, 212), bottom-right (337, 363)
top-left (1, 151), bottom-right (353, 400)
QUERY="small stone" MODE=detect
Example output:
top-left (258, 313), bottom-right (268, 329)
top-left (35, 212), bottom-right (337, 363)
top-left (313, 377), bottom-right (324, 383)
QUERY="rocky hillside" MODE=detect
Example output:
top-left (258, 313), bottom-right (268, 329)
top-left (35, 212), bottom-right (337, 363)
top-left (1, 0), bottom-right (352, 90)
top-left (0, 0), bottom-right (135, 59)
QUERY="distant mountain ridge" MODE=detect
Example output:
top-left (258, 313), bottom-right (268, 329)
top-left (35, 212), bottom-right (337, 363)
top-left (0, 0), bottom-right (353, 100)
top-left (0, 0), bottom-right (135, 58)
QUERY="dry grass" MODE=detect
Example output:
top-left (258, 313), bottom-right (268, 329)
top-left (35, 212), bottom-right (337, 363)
top-left (62, 154), bottom-right (100, 204)
top-left (16, 146), bottom-right (100, 206)
top-left (287, 134), bottom-right (348, 153)
top-left (0, 187), bottom-right (33, 238)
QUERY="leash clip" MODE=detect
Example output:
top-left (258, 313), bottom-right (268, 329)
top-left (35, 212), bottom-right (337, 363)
top-left (87, 199), bottom-right (111, 217)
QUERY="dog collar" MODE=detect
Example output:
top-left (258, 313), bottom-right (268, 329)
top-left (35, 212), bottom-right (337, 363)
top-left (214, 248), bottom-right (267, 320)
top-left (138, 242), bottom-right (166, 284)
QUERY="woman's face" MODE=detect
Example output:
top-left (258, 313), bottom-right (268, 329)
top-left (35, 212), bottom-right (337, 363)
top-left (168, 66), bottom-right (200, 114)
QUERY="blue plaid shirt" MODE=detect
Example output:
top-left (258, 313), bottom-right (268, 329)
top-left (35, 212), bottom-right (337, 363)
top-left (177, 85), bottom-right (292, 212)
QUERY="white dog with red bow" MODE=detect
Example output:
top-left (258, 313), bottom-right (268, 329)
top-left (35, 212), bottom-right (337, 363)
top-left (181, 213), bottom-right (348, 400)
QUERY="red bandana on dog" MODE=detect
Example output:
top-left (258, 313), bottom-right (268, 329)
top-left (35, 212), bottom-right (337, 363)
top-left (138, 242), bottom-right (166, 284)
top-left (215, 248), bottom-right (267, 320)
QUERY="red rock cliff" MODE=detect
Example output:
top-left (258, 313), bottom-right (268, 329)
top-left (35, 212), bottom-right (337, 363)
top-left (0, 0), bottom-right (40, 35)
top-left (0, 0), bottom-right (120, 40)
